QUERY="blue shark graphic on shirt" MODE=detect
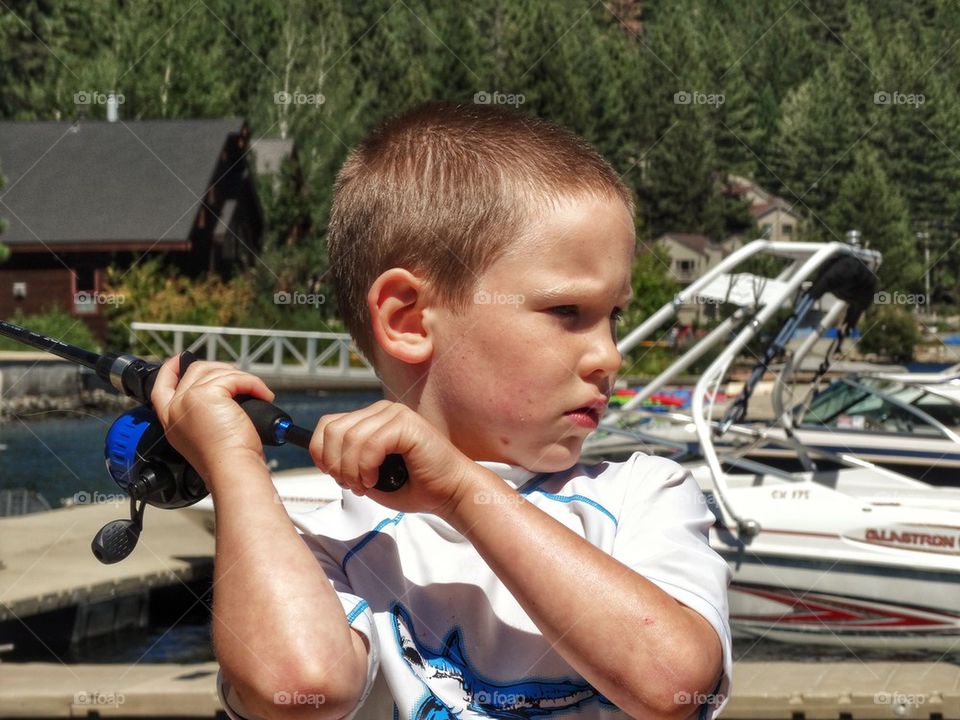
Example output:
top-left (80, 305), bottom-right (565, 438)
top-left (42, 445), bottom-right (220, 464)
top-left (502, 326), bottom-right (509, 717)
top-left (389, 603), bottom-right (615, 719)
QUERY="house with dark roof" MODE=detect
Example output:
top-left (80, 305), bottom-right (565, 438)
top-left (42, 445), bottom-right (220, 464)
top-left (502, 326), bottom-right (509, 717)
top-left (0, 117), bottom-right (263, 340)
top-left (724, 174), bottom-right (801, 248)
top-left (656, 232), bottom-right (723, 284)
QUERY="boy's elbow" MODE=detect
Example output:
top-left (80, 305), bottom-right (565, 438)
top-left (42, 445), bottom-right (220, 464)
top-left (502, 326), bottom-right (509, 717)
top-left (226, 636), bottom-right (369, 720)
top-left (617, 632), bottom-right (723, 720)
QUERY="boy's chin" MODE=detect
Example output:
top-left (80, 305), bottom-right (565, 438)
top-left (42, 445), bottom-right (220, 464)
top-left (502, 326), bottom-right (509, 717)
top-left (517, 442), bottom-right (585, 474)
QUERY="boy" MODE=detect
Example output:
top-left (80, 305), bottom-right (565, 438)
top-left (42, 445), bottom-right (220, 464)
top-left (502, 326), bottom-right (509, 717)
top-left (151, 102), bottom-right (732, 719)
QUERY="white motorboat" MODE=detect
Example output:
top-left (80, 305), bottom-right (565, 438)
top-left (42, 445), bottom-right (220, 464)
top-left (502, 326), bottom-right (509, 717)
top-left (605, 238), bottom-right (960, 648)
top-left (584, 368), bottom-right (960, 484)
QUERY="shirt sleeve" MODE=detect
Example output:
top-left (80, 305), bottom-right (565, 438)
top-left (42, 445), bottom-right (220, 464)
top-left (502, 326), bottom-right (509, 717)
top-left (214, 529), bottom-right (380, 720)
top-left (610, 453), bottom-right (733, 720)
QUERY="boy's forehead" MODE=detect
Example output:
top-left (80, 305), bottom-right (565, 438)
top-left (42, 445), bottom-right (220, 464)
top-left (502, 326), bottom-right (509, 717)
top-left (482, 197), bottom-right (635, 296)
top-left (506, 194), bottom-right (636, 258)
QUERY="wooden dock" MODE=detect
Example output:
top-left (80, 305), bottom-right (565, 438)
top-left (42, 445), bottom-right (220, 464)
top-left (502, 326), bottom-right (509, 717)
top-left (0, 501), bottom-right (213, 642)
top-left (2, 660), bottom-right (960, 718)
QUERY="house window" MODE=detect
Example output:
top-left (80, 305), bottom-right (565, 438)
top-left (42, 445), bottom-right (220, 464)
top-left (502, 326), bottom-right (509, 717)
top-left (761, 223), bottom-right (773, 237)
top-left (782, 223), bottom-right (794, 236)
top-left (72, 267), bottom-right (98, 314)
top-left (677, 259), bottom-right (695, 273)
top-left (12, 281), bottom-right (26, 300)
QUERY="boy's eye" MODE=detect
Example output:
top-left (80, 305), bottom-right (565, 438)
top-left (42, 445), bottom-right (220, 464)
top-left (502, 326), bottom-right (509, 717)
top-left (549, 305), bottom-right (579, 317)
top-left (611, 307), bottom-right (625, 324)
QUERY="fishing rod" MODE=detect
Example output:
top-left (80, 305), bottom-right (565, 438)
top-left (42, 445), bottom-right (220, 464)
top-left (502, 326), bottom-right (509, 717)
top-left (0, 320), bottom-right (408, 564)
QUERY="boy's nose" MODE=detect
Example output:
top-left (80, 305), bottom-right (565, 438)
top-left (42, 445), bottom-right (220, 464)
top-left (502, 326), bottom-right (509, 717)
top-left (580, 327), bottom-right (622, 380)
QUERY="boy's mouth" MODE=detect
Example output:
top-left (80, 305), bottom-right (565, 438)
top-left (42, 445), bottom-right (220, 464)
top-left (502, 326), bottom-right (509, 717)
top-left (564, 399), bottom-right (607, 428)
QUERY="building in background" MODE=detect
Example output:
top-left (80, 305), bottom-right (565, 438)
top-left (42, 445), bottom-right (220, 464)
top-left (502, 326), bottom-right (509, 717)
top-left (0, 117), bottom-right (263, 341)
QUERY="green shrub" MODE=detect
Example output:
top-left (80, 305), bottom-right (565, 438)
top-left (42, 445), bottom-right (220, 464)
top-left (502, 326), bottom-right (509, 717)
top-left (0, 307), bottom-right (99, 352)
top-left (857, 304), bottom-right (919, 364)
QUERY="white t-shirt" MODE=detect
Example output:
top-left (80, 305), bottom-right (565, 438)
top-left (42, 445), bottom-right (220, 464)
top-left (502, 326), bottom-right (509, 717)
top-left (218, 453), bottom-right (733, 719)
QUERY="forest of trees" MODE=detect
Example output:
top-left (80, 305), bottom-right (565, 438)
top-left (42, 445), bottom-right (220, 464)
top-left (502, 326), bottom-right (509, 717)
top-left (2, 0), bottom-right (959, 341)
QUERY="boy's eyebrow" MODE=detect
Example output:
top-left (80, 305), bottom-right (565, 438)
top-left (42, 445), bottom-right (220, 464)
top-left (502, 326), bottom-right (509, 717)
top-left (528, 285), bottom-right (634, 302)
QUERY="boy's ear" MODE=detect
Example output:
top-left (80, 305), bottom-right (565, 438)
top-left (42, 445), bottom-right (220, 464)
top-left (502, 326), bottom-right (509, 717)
top-left (367, 268), bottom-right (434, 364)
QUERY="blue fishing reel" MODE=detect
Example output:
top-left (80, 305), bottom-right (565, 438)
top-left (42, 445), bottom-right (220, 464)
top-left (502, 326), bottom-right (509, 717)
top-left (104, 404), bottom-right (208, 509)
top-left (92, 404), bottom-right (209, 565)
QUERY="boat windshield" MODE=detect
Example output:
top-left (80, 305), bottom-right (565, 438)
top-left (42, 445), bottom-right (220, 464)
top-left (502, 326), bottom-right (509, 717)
top-left (801, 378), bottom-right (948, 437)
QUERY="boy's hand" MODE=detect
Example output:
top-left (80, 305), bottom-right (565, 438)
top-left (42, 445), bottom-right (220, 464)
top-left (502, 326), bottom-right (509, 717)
top-left (310, 400), bottom-right (475, 515)
top-left (150, 355), bottom-right (277, 488)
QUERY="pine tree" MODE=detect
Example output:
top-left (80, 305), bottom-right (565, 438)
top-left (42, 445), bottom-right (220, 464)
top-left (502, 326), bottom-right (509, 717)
top-left (827, 145), bottom-right (920, 291)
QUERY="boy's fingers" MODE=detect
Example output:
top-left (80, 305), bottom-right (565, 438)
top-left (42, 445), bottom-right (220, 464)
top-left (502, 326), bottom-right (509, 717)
top-left (338, 404), bottom-right (401, 489)
top-left (150, 355), bottom-right (185, 424)
top-left (176, 360), bottom-right (246, 396)
top-left (311, 401), bottom-right (394, 476)
top-left (192, 372), bottom-right (276, 403)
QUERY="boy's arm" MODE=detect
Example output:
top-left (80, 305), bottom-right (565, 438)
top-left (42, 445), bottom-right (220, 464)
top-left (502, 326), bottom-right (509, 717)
top-left (437, 466), bottom-right (723, 720)
top-left (150, 357), bottom-right (370, 720)
top-left (208, 456), bottom-right (370, 720)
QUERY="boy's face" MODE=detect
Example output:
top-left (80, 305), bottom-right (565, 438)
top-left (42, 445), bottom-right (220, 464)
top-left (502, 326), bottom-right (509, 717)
top-left (425, 193), bottom-right (635, 472)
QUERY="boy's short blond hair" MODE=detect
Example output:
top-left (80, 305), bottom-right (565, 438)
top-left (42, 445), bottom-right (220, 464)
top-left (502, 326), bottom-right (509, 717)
top-left (327, 101), bottom-right (634, 360)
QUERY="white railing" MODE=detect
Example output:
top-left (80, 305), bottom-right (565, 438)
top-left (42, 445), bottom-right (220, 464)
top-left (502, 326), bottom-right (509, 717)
top-left (129, 322), bottom-right (376, 379)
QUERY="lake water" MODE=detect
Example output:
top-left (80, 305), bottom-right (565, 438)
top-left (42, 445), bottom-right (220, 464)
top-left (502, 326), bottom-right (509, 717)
top-left (0, 390), bottom-right (384, 509)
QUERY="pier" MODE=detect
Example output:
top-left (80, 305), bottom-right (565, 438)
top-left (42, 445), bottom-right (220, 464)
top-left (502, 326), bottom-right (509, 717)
top-left (2, 660), bottom-right (960, 718)
top-left (0, 500), bottom-right (213, 649)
